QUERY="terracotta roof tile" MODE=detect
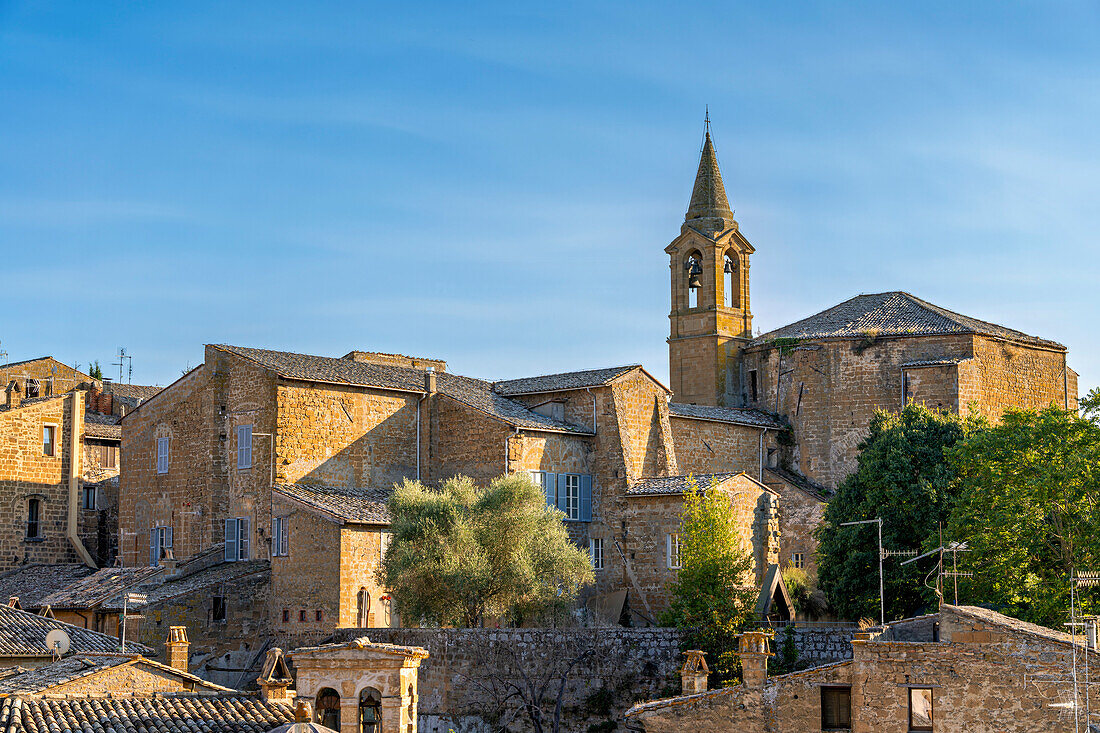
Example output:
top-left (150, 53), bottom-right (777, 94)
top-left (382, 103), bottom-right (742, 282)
top-left (83, 412), bottom-right (122, 440)
top-left (0, 695), bottom-right (293, 733)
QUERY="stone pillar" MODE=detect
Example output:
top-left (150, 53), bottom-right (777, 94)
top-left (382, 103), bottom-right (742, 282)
top-left (680, 649), bottom-right (709, 694)
top-left (737, 630), bottom-right (773, 689)
top-left (166, 626), bottom-right (189, 671)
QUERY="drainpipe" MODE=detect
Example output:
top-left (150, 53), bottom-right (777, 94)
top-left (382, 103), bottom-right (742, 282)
top-left (67, 391), bottom-right (97, 568)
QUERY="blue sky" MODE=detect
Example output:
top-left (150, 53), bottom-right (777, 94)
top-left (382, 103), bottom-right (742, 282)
top-left (1, 1), bottom-right (1097, 394)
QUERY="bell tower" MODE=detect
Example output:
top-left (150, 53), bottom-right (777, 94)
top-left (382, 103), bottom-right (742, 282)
top-left (666, 118), bottom-right (754, 407)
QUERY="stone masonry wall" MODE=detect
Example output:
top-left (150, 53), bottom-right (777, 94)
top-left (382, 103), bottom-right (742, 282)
top-left (429, 394), bottom-right (510, 485)
top-left (762, 470), bottom-right (825, 578)
top-left (0, 358), bottom-right (93, 398)
top-left (965, 335), bottom-right (1077, 417)
top-left (668, 416), bottom-right (762, 476)
top-left (269, 494), bottom-right (342, 636)
top-left (325, 626), bottom-right (684, 733)
top-left (0, 393), bottom-right (81, 569)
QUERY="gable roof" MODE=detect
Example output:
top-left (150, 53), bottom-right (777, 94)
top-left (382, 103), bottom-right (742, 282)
top-left (100, 560), bottom-right (269, 613)
top-left (274, 484), bottom-right (392, 525)
top-left (0, 654), bottom-right (233, 696)
top-left (668, 402), bottom-right (785, 429)
top-left (0, 565), bottom-right (98, 610)
top-left (626, 471), bottom-right (776, 497)
top-left (0, 605), bottom-right (151, 658)
top-left (0, 695), bottom-right (293, 733)
top-left (101, 382), bottom-right (162, 402)
top-left (750, 291), bottom-right (1064, 350)
top-left (493, 365), bottom-right (642, 396)
top-left (83, 410), bottom-right (122, 440)
top-left (756, 563), bottom-right (794, 620)
top-left (38, 567), bottom-right (163, 610)
top-left (291, 636), bottom-right (428, 660)
top-left (212, 345), bottom-right (592, 435)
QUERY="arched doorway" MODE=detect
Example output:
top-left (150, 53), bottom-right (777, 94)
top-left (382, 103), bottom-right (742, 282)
top-left (359, 687), bottom-right (382, 733)
top-left (316, 688), bottom-right (340, 731)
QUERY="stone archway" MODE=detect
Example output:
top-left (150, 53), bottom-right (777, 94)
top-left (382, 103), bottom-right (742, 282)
top-left (316, 687), bottom-right (341, 731)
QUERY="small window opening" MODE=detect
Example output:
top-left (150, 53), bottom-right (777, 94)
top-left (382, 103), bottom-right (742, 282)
top-left (749, 370), bottom-right (759, 402)
top-left (298, 609), bottom-right (307, 623)
top-left (821, 686), bottom-right (852, 730)
top-left (909, 688), bottom-right (933, 731)
top-left (212, 596), bottom-right (227, 622)
top-left (82, 486), bottom-right (97, 510)
top-left (26, 499), bottom-right (41, 539)
top-left (25, 380), bottom-right (39, 398)
top-left (724, 254), bottom-right (738, 308)
top-left (43, 426), bottom-right (56, 457)
top-left (282, 608), bottom-right (290, 623)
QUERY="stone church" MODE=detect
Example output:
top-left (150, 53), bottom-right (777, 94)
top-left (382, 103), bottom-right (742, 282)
top-left (666, 124), bottom-right (1079, 491)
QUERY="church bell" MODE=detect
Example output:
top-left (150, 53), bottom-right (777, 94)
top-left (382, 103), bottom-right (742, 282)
top-left (686, 259), bottom-right (703, 290)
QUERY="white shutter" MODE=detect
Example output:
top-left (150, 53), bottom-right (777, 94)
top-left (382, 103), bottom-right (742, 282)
top-left (224, 519), bottom-right (238, 562)
top-left (238, 517), bottom-right (250, 560)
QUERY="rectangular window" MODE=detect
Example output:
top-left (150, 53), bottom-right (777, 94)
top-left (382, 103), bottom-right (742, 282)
top-left (531, 471), bottom-right (554, 506)
top-left (315, 609), bottom-right (323, 622)
top-left (282, 608), bottom-right (290, 623)
top-left (212, 596), bottom-right (227, 622)
top-left (103, 445), bottom-right (117, 469)
top-left (667, 533), bottom-right (682, 569)
top-left (749, 370), bottom-right (759, 402)
top-left (26, 499), bottom-right (40, 539)
top-left (149, 526), bottom-right (173, 566)
top-left (565, 474), bottom-right (581, 520)
top-left (271, 516), bottom-right (289, 557)
top-left (237, 424), bottom-right (252, 469)
top-left (821, 686), bottom-right (852, 730)
top-left (792, 553), bottom-right (805, 570)
top-left (590, 538), bottom-right (604, 570)
top-left (43, 426), bottom-right (56, 457)
top-left (156, 437), bottom-right (169, 474)
top-left (909, 688), bottom-right (933, 731)
top-left (298, 609), bottom-right (307, 623)
top-left (82, 486), bottom-right (97, 511)
top-left (224, 517), bottom-right (250, 561)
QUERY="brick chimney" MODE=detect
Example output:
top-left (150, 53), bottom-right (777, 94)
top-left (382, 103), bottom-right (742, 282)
top-left (257, 647), bottom-right (295, 703)
top-left (166, 626), bottom-right (189, 672)
top-left (680, 649), bottom-right (709, 694)
top-left (736, 630), bottom-right (774, 689)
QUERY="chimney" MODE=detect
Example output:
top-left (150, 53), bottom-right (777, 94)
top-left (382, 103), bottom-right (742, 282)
top-left (258, 647), bottom-right (295, 703)
top-left (425, 367), bottom-right (437, 394)
top-left (166, 626), bottom-right (190, 671)
top-left (294, 699), bottom-right (313, 723)
top-left (680, 649), bottom-right (709, 694)
top-left (737, 630), bottom-right (774, 689)
top-left (5, 382), bottom-right (19, 410)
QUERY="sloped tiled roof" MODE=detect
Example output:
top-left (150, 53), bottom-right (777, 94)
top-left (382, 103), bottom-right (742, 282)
top-left (750, 292), bottom-right (1064, 350)
top-left (213, 345), bottom-right (591, 434)
top-left (38, 567), bottom-right (164, 610)
top-left (102, 382), bottom-right (162, 402)
top-left (493, 366), bottom-right (640, 395)
top-left (0, 605), bottom-right (151, 658)
top-left (83, 411), bottom-right (122, 440)
top-left (0, 695), bottom-right (293, 733)
top-left (668, 402), bottom-right (785, 429)
top-left (101, 561), bottom-right (270, 613)
top-left (0, 565), bottom-right (98, 610)
top-left (0, 654), bottom-right (230, 696)
top-left (274, 484), bottom-right (391, 525)
top-left (686, 130), bottom-right (734, 222)
top-left (627, 472), bottom-right (771, 496)
top-left (764, 467), bottom-right (832, 502)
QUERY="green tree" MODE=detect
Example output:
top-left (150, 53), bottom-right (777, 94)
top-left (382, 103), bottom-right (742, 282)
top-left (817, 403), bottom-right (982, 621)
top-left (660, 477), bottom-right (758, 686)
top-left (1080, 386), bottom-right (1100, 424)
top-left (88, 360), bottom-right (103, 380)
top-left (380, 474), bottom-right (593, 627)
top-left (947, 406), bottom-right (1100, 627)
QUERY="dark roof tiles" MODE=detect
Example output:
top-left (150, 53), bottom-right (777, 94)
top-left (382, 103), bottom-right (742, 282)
top-left (274, 484), bottom-right (391, 525)
top-left (0, 565), bottom-right (98, 610)
top-left (751, 291), bottom-right (1063, 350)
top-left (493, 366), bottom-right (640, 395)
top-left (83, 411), bottom-right (122, 440)
top-left (0, 695), bottom-right (293, 733)
top-left (0, 605), bottom-right (151, 658)
top-left (668, 403), bottom-right (785, 429)
top-left (627, 472), bottom-right (763, 496)
top-left (38, 567), bottom-right (164, 610)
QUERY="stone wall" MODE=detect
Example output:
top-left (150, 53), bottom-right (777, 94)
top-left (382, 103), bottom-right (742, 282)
top-left (0, 393), bottom-right (82, 569)
top-left (323, 626), bottom-right (685, 733)
top-left (776, 624), bottom-right (861, 666)
top-left (0, 358), bottom-right (93, 398)
top-left (269, 495), bottom-right (342, 636)
top-left (668, 416), bottom-right (762, 475)
top-left (761, 470), bottom-right (825, 578)
top-left (965, 335), bottom-right (1077, 417)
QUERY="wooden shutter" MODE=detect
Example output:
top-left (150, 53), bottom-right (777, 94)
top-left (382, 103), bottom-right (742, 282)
top-left (280, 517), bottom-right (289, 556)
top-left (542, 473), bottom-right (556, 507)
top-left (238, 517), bottom-right (250, 560)
top-left (165, 526), bottom-right (173, 548)
top-left (580, 475), bottom-right (592, 521)
top-left (224, 519), bottom-right (238, 562)
top-left (556, 474), bottom-right (569, 514)
top-left (150, 529), bottom-right (158, 566)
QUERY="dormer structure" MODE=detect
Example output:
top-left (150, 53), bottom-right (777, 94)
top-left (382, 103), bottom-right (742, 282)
top-left (667, 120), bottom-right (755, 407)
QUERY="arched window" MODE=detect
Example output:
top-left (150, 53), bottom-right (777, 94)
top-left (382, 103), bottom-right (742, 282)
top-left (359, 687), bottom-right (382, 733)
top-left (685, 252), bottom-right (702, 309)
top-left (356, 587), bottom-right (370, 627)
top-left (724, 253), bottom-right (739, 308)
top-left (317, 688), bottom-right (341, 731)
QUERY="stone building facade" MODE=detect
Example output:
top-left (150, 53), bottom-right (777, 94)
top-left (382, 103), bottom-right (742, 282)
top-left (667, 131), bottom-right (1078, 493)
top-left (119, 344), bottom-right (788, 636)
top-left (626, 604), bottom-right (1097, 732)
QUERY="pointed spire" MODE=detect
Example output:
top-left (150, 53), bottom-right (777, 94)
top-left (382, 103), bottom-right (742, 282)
top-left (685, 112), bottom-right (734, 224)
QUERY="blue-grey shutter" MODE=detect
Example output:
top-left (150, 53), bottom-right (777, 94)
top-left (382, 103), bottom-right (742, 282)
top-left (542, 473), bottom-right (556, 507)
top-left (165, 526), bottom-right (173, 548)
top-left (580, 475), bottom-right (592, 521)
top-left (224, 518), bottom-right (238, 562)
top-left (556, 474), bottom-right (569, 514)
top-left (271, 518), bottom-right (278, 556)
top-left (239, 517), bottom-right (250, 560)
top-left (280, 517), bottom-right (289, 556)
top-left (149, 529), bottom-right (157, 566)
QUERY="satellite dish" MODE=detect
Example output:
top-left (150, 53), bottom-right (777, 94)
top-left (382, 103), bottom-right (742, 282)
top-left (45, 629), bottom-right (70, 658)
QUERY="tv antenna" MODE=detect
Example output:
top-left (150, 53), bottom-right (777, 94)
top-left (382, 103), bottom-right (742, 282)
top-left (0, 342), bottom-right (7, 364)
top-left (113, 347), bottom-right (133, 384)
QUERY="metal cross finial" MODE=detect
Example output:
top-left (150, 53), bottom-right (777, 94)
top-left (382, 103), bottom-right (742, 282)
top-left (704, 105), bottom-right (710, 135)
